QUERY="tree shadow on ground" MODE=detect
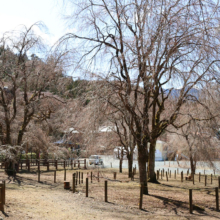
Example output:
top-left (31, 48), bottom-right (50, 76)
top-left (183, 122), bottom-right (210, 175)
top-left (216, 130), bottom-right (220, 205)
top-left (148, 194), bottom-right (188, 208)
top-left (11, 176), bottom-right (21, 185)
top-left (148, 194), bottom-right (219, 218)
top-left (2, 211), bottom-right (9, 217)
top-left (8, 174), bottom-right (58, 189)
top-left (160, 183), bottom-right (210, 191)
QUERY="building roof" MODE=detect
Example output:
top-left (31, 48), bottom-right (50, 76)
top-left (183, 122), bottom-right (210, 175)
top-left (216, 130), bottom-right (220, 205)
top-left (98, 126), bottom-right (116, 132)
top-left (64, 128), bottom-right (79, 134)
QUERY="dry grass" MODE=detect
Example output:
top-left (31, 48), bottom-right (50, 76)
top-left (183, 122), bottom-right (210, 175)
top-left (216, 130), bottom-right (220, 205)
top-left (0, 165), bottom-right (219, 219)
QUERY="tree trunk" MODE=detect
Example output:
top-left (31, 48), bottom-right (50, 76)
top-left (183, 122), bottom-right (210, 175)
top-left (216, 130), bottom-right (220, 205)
top-left (17, 130), bottom-right (24, 145)
top-left (189, 146), bottom-right (196, 175)
top-left (127, 153), bottom-right (133, 178)
top-left (138, 145), bottom-right (148, 195)
top-left (190, 155), bottom-right (196, 175)
top-left (148, 139), bottom-right (158, 183)
top-left (36, 150), bottom-right (40, 159)
top-left (6, 120), bottom-right (11, 145)
top-left (119, 158), bottom-right (123, 173)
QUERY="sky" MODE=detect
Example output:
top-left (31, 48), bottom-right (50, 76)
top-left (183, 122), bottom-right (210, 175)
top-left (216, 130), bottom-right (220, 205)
top-left (0, 0), bottom-right (67, 46)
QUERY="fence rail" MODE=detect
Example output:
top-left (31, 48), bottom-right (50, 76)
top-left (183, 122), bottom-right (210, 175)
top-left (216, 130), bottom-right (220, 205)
top-left (0, 159), bottom-right (87, 172)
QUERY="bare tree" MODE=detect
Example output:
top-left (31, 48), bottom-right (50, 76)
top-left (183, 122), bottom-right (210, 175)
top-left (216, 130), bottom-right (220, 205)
top-left (0, 23), bottom-right (65, 163)
top-left (166, 93), bottom-right (220, 175)
top-left (59, 0), bottom-right (220, 193)
top-left (168, 119), bottom-right (218, 175)
top-left (107, 110), bottom-right (136, 177)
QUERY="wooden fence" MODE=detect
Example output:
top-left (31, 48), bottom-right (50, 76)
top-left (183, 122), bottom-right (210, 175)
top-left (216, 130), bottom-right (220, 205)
top-left (0, 159), bottom-right (87, 172)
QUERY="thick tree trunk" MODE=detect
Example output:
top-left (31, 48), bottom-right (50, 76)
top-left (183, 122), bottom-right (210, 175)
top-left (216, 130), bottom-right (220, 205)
top-left (189, 146), bottom-right (196, 175)
top-left (17, 130), bottom-right (24, 145)
top-left (17, 112), bottom-right (32, 145)
top-left (6, 121), bottom-right (11, 145)
top-left (138, 145), bottom-right (148, 195)
top-left (148, 139), bottom-right (158, 183)
top-left (36, 150), bottom-right (40, 159)
top-left (119, 158), bottom-right (123, 173)
top-left (127, 153), bottom-right (133, 178)
top-left (190, 155), bottom-right (196, 175)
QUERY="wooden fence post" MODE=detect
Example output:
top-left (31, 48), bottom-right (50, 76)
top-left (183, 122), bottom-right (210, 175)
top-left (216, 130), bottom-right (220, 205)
top-left (163, 169), bottom-right (164, 177)
top-left (166, 171), bottom-right (168, 181)
top-left (47, 162), bottom-right (49, 171)
top-left (199, 172), bottom-right (201, 182)
top-left (114, 172), bottom-right (116, 180)
top-left (0, 186), bottom-right (4, 212)
top-left (205, 175), bottom-right (207, 186)
top-left (2, 181), bottom-right (5, 205)
top-left (38, 170), bottom-right (40, 182)
top-left (28, 160), bottom-right (30, 172)
top-left (73, 173), bottom-right (75, 193)
top-left (91, 171), bottom-right (92, 183)
top-left (105, 181), bottom-right (108, 202)
top-left (64, 169), bottom-right (66, 181)
top-left (84, 159), bottom-right (86, 169)
top-left (177, 168), bottom-right (179, 175)
top-left (181, 171), bottom-right (183, 182)
top-left (81, 172), bottom-right (83, 184)
top-left (76, 172), bottom-right (78, 186)
top-left (55, 160), bottom-right (58, 170)
top-left (54, 171), bottom-right (56, 183)
top-left (161, 170), bottom-right (162, 179)
top-left (170, 170), bottom-right (171, 178)
top-left (216, 187), bottom-right (219, 211)
top-left (86, 178), bottom-right (88, 197)
top-left (211, 174), bottom-right (213, 184)
top-left (189, 189), bottom-right (193, 214)
top-left (79, 172), bottom-right (81, 184)
top-left (38, 160), bottom-right (40, 171)
top-left (139, 184), bottom-right (143, 210)
top-left (175, 170), bottom-right (176, 179)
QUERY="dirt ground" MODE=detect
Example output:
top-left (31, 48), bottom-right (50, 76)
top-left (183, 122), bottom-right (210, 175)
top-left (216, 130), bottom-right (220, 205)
top-left (0, 166), bottom-right (220, 220)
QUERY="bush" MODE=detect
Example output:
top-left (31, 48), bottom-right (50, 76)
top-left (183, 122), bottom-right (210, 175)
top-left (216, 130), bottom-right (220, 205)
top-left (20, 153), bottom-right (37, 160)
